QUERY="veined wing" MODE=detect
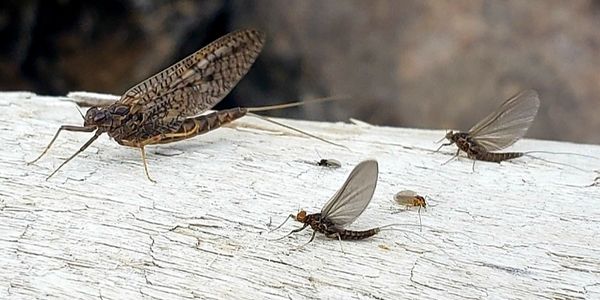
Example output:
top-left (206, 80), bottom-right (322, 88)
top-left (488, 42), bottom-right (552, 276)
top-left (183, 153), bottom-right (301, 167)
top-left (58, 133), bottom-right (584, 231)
top-left (468, 89), bottom-right (540, 151)
top-left (321, 160), bottom-right (378, 227)
top-left (118, 29), bottom-right (265, 123)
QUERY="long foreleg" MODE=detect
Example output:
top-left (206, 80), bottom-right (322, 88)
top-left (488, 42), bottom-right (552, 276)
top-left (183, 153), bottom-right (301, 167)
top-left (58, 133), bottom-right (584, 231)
top-left (28, 125), bottom-right (97, 164)
top-left (45, 130), bottom-right (103, 180)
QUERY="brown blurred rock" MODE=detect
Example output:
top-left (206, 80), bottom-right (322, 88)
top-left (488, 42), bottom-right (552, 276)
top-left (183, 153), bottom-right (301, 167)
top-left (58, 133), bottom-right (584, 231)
top-left (1, 0), bottom-right (599, 144)
top-left (231, 0), bottom-right (600, 144)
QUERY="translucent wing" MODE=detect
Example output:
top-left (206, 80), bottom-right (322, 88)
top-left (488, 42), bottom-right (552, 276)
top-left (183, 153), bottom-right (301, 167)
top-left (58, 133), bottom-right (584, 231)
top-left (394, 190), bottom-right (418, 205)
top-left (118, 29), bottom-right (265, 124)
top-left (321, 160), bottom-right (378, 227)
top-left (468, 89), bottom-right (540, 151)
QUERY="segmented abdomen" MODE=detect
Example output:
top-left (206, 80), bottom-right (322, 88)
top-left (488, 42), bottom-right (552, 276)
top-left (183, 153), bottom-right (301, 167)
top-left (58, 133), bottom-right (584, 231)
top-left (338, 228), bottom-right (380, 240)
top-left (154, 107), bottom-right (248, 144)
top-left (475, 151), bottom-right (523, 162)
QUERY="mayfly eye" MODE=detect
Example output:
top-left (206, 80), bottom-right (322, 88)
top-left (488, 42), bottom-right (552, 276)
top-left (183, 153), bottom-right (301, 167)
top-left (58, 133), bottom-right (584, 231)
top-left (93, 112), bottom-right (106, 122)
top-left (113, 106), bottom-right (130, 115)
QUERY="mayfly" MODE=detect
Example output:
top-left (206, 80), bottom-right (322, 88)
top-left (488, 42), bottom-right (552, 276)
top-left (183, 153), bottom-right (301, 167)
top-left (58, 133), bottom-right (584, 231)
top-left (28, 29), bottom-right (339, 182)
top-left (435, 89), bottom-right (596, 170)
top-left (393, 190), bottom-right (428, 231)
top-left (270, 160), bottom-right (421, 249)
top-left (270, 160), bottom-right (381, 247)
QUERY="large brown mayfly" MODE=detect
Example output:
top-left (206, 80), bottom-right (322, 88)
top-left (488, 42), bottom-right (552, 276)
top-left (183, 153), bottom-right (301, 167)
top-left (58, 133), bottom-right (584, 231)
top-left (28, 29), bottom-right (338, 182)
top-left (270, 160), bottom-right (423, 250)
top-left (436, 89), bottom-right (596, 170)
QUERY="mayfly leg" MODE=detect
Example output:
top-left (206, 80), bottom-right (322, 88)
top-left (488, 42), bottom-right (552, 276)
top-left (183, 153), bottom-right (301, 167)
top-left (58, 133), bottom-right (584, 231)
top-left (45, 130), bottom-right (103, 180)
top-left (28, 125), bottom-right (97, 165)
top-left (138, 146), bottom-right (156, 183)
top-left (296, 231), bottom-right (318, 251)
top-left (267, 223), bottom-right (309, 241)
top-left (441, 149), bottom-right (460, 165)
top-left (325, 232), bottom-right (345, 253)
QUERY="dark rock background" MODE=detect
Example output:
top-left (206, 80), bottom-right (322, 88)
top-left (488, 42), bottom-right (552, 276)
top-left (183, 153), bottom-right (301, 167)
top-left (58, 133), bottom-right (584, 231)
top-left (1, 0), bottom-right (599, 144)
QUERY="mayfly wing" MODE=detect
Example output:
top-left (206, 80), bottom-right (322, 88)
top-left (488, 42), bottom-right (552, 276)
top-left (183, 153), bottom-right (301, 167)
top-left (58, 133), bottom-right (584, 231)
top-left (118, 29), bottom-right (265, 125)
top-left (320, 160), bottom-right (379, 227)
top-left (468, 89), bottom-right (540, 151)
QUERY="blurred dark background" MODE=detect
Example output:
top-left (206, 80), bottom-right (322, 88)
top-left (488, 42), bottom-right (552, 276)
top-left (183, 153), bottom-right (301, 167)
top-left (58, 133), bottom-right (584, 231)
top-left (1, 0), bottom-right (599, 144)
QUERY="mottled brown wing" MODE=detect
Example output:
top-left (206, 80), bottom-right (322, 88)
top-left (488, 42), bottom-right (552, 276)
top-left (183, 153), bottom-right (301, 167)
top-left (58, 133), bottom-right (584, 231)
top-left (321, 160), bottom-right (378, 227)
top-left (118, 29), bottom-right (265, 126)
top-left (468, 89), bottom-right (540, 151)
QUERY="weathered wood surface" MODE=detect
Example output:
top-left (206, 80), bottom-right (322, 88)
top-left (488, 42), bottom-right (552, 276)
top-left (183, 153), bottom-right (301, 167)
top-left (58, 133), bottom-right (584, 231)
top-left (1, 91), bottom-right (599, 300)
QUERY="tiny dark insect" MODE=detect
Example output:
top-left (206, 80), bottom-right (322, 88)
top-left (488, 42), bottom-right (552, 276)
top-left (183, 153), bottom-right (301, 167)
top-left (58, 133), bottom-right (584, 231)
top-left (28, 29), bottom-right (340, 182)
top-left (316, 158), bottom-right (342, 169)
top-left (435, 89), bottom-right (596, 170)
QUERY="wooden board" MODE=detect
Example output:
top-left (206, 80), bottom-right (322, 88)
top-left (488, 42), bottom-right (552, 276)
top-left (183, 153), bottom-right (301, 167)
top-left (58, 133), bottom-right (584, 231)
top-left (1, 92), bottom-right (599, 299)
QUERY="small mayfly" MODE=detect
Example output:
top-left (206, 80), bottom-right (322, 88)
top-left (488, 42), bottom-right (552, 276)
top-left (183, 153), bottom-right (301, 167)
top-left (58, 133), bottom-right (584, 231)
top-left (271, 160), bottom-right (415, 249)
top-left (436, 89), bottom-right (540, 165)
top-left (28, 29), bottom-right (338, 182)
top-left (393, 190), bottom-right (428, 230)
top-left (435, 89), bottom-right (597, 170)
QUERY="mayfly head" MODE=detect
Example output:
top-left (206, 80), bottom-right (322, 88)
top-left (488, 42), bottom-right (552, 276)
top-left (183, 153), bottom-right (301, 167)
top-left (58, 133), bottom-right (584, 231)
top-left (414, 195), bottom-right (427, 208)
top-left (84, 105), bottom-right (130, 128)
top-left (83, 107), bottom-right (110, 127)
top-left (295, 210), bottom-right (308, 223)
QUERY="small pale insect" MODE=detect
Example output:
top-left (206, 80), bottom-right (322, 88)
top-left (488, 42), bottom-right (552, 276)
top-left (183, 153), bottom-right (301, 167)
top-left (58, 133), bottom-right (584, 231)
top-left (393, 190), bottom-right (427, 231)
top-left (394, 190), bottom-right (427, 209)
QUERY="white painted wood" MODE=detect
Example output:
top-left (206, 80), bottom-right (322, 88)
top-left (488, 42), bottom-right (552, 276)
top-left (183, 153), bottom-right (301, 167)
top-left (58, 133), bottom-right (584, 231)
top-left (1, 91), bottom-right (599, 300)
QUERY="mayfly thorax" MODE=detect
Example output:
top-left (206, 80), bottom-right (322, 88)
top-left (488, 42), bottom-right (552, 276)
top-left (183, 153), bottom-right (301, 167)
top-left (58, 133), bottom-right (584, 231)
top-left (28, 29), bottom-right (342, 182)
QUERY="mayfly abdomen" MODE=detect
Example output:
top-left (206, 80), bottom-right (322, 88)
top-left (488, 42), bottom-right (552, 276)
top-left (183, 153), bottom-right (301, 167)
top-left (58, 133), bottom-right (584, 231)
top-left (153, 107), bottom-right (248, 144)
top-left (476, 151), bottom-right (523, 162)
top-left (197, 107), bottom-right (248, 131)
top-left (336, 228), bottom-right (380, 240)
